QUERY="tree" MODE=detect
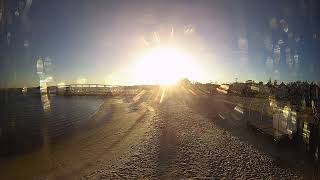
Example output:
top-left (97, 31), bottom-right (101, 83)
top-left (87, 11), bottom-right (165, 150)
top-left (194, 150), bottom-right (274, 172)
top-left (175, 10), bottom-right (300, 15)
top-left (178, 78), bottom-right (191, 87)
top-left (273, 80), bottom-right (278, 86)
top-left (266, 78), bottom-right (272, 87)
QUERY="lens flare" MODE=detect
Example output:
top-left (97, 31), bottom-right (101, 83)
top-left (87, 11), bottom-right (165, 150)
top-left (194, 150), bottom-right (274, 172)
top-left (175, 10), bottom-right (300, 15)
top-left (134, 47), bottom-right (196, 85)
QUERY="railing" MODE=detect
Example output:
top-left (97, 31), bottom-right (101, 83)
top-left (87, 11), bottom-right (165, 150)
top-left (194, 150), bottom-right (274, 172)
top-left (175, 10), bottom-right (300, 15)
top-left (56, 84), bottom-right (144, 96)
top-left (57, 84), bottom-right (117, 96)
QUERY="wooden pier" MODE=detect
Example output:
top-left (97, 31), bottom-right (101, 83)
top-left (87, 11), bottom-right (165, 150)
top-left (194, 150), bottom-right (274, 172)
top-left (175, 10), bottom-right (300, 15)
top-left (55, 84), bottom-right (150, 96)
top-left (57, 84), bottom-right (118, 96)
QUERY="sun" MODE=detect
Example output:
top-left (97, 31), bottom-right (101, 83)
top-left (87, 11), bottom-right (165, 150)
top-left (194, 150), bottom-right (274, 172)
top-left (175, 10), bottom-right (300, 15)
top-left (134, 47), bottom-right (194, 85)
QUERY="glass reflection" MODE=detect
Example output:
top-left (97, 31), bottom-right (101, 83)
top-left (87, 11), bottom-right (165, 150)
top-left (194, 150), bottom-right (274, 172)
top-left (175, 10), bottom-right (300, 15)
top-left (40, 93), bottom-right (51, 112)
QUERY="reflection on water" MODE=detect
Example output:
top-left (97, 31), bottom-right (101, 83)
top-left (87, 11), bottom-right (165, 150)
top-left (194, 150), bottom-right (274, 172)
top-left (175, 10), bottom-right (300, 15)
top-left (0, 92), bottom-right (104, 156)
top-left (41, 93), bottom-right (51, 112)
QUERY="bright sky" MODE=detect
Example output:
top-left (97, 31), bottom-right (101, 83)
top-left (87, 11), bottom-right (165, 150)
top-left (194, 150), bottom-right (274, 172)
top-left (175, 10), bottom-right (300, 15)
top-left (1, 0), bottom-right (320, 87)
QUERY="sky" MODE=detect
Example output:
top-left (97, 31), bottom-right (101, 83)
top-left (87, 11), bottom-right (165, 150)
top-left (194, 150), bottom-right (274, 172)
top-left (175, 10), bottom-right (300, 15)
top-left (1, 0), bottom-right (320, 87)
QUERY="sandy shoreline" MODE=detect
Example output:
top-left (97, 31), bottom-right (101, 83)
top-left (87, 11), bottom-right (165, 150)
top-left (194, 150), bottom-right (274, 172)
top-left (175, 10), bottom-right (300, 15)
top-left (0, 89), bottom-right (307, 179)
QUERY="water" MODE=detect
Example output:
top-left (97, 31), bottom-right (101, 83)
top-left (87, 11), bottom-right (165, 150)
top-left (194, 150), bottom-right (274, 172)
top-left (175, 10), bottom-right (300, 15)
top-left (0, 92), bottom-right (105, 156)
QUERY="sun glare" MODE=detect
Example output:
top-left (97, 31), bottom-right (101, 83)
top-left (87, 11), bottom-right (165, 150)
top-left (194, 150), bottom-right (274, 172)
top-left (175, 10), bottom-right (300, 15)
top-left (134, 47), bottom-right (195, 85)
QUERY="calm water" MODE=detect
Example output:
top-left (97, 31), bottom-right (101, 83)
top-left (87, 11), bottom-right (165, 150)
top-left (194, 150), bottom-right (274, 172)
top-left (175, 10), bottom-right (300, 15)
top-left (0, 93), bottom-right (105, 156)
